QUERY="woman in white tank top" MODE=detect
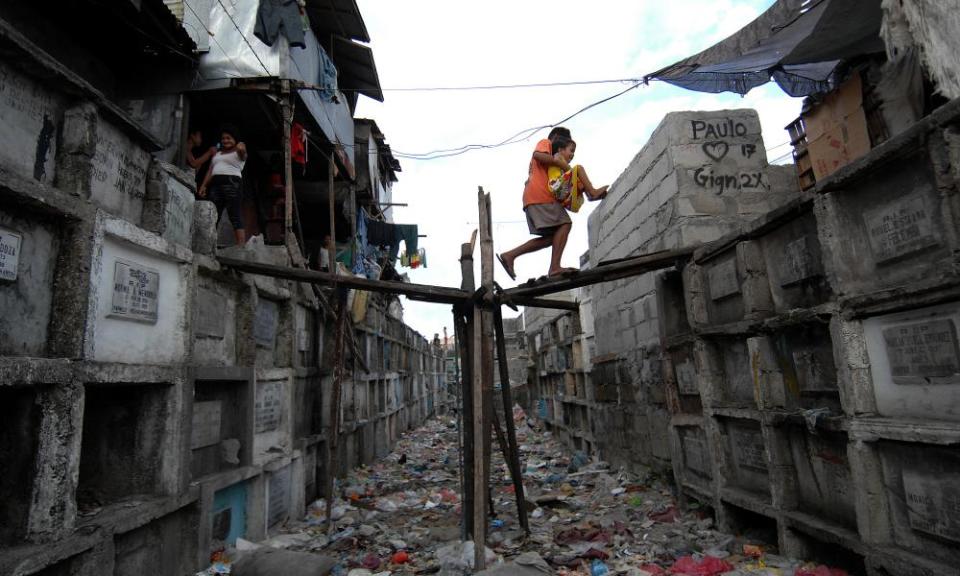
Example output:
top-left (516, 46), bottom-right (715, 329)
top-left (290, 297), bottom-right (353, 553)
top-left (199, 125), bottom-right (248, 246)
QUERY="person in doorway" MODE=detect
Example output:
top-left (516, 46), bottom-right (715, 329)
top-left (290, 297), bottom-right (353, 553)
top-left (185, 129), bottom-right (217, 193)
top-left (199, 125), bottom-right (248, 246)
top-left (497, 127), bottom-right (608, 280)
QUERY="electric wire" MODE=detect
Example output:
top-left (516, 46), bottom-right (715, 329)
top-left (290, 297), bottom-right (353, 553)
top-left (183, 0), bottom-right (248, 80)
top-left (215, 0), bottom-right (272, 77)
top-left (392, 81), bottom-right (645, 161)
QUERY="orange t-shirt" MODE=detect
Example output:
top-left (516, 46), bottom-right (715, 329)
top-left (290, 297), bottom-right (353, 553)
top-left (522, 139), bottom-right (555, 207)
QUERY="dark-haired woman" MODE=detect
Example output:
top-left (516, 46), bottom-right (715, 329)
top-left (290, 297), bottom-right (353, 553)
top-left (199, 127), bottom-right (247, 246)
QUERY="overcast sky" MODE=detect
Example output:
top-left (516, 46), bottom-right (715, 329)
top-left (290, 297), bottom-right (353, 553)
top-left (354, 0), bottom-right (800, 340)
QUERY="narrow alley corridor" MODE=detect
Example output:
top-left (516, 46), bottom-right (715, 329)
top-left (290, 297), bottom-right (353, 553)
top-left (237, 409), bottom-right (852, 576)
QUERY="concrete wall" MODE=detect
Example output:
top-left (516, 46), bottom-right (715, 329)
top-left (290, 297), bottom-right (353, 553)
top-left (0, 38), bottom-right (447, 576)
top-left (659, 99), bottom-right (960, 576)
top-left (584, 109), bottom-right (798, 471)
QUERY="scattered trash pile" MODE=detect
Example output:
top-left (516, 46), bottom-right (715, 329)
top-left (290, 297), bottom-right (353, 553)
top-left (198, 407), bottom-right (853, 576)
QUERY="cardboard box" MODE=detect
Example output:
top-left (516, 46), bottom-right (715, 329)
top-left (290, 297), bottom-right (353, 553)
top-left (803, 72), bottom-right (871, 180)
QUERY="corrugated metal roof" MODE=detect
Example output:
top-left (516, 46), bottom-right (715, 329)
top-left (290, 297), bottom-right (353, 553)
top-left (331, 35), bottom-right (383, 102)
top-left (306, 0), bottom-right (370, 43)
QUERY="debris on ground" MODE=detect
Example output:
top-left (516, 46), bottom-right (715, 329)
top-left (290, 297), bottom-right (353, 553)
top-left (197, 408), bottom-right (854, 575)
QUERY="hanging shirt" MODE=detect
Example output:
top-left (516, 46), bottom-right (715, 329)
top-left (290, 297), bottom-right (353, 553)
top-left (253, 0), bottom-right (306, 48)
top-left (291, 122), bottom-right (307, 165)
top-left (210, 150), bottom-right (245, 177)
top-left (522, 139), bottom-right (555, 207)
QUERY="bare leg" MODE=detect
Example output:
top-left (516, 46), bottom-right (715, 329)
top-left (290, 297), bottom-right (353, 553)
top-left (574, 165), bottom-right (608, 200)
top-left (548, 222), bottom-right (574, 277)
top-left (235, 228), bottom-right (246, 246)
top-left (501, 236), bottom-right (552, 273)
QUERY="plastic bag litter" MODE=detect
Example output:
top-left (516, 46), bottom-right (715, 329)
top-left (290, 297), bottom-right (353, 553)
top-left (435, 541), bottom-right (500, 576)
top-left (670, 555), bottom-right (734, 575)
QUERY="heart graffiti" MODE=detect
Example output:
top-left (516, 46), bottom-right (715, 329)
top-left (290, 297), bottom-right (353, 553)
top-left (702, 141), bottom-right (729, 162)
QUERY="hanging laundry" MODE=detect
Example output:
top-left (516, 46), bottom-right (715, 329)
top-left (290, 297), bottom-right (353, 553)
top-left (366, 220), bottom-right (419, 262)
top-left (354, 210), bottom-right (369, 275)
top-left (253, 0), bottom-right (306, 48)
top-left (318, 47), bottom-right (338, 101)
top-left (291, 122), bottom-right (308, 166)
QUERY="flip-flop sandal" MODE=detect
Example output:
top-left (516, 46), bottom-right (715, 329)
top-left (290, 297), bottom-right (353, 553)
top-left (497, 254), bottom-right (517, 280)
top-left (547, 267), bottom-right (578, 278)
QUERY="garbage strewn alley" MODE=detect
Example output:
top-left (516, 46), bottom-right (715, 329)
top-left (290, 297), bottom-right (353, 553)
top-left (242, 409), bottom-right (848, 576)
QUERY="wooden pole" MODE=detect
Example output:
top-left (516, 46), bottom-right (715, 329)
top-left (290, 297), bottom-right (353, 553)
top-left (458, 234), bottom-right (476, 542)
top-left (493, 306), bottom-right (530, 533)
top-left (328, 151), bottom-right (337, 275)
top-left (474, 187), bottom-right (495, 570)
top-left (281, 80), bottom-right (294, 241)
top-left (325, 289), bottom-right (348, 533)
top-left (451, 307), bottom-right (466, 538)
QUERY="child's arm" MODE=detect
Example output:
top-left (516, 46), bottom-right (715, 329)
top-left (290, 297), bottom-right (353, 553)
top-left (533, 150), bottom-right (570, 172)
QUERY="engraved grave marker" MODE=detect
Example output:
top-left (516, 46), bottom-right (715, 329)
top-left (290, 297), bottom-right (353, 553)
top-left (0, 227), bottom-right (21, 282)
top-left (864, 195), bottom-right (939, 263)
top-left (110, 258), bottom-right (159, 323)
top-left (882, 319), bottom-right (960, 385)
top-left (708, 258), bottom-right (740, 300)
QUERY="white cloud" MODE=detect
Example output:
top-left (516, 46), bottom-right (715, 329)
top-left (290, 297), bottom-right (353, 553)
top-left (354, 0), bottom-right (801, 337)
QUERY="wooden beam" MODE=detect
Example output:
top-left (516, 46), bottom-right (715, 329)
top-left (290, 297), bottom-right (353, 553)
top-left (217, 257), bottom-right (469, 304)
top-left (500, 295), bottom-right (580, 311)
top-left (500, 246), bottom-right (697, 299)
top-left (493, 306), bottom-right (529, 533)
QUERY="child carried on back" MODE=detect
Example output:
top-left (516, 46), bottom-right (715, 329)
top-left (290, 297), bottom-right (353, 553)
top-left (547, 136), bottom-right (607, 213)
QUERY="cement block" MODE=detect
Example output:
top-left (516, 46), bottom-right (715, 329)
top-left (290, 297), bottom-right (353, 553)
top-left (698, 240), bottom-right (773, 326)
top-left (665, 110), bottom-right (763, 146)
top-left (192, 201), bottom-right (218, 255)
top-left (76, 383), bottom-right (176, 508)
top-left (677, 425), bottom-right (712, 484)
top-left (877, 440), bottom-right (960, 564)
top-left (863, 301), bottom-right (960, 422)
top-left (253, 370), bottom-right (293, 464)
top-left (84, 218), bottom-right (192, 364)
top-left (0, 60), bottom-right (66, 186)
top-left (830, 316), bottom-right (877, 416)
top-left (0, 207), bottom-right (61, 356)
top-left (113, 505), bottom-right (199, 576)
top-left (757, 210), bottom-right (832, 312)
top-left (88, 116), bottom-right (152, 225)
top-left (142, 162), bottom-right (195, 249)
top-left (193, 277), bottom-right (239, 367)
top-left (814, 150), bottom-right (958, 299)
top-left (769, 323), bottom-right (841, 411)
top-left (699, 337), bottom-right (756, 408)
top-left (27, 383), bottom-right (83, 542)
top-left (779, 425), bottom-right (857, 530)
top-left (191, 370), bottom-right (255, 478)
top-left (718, 417), bottom-right (770, 498)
